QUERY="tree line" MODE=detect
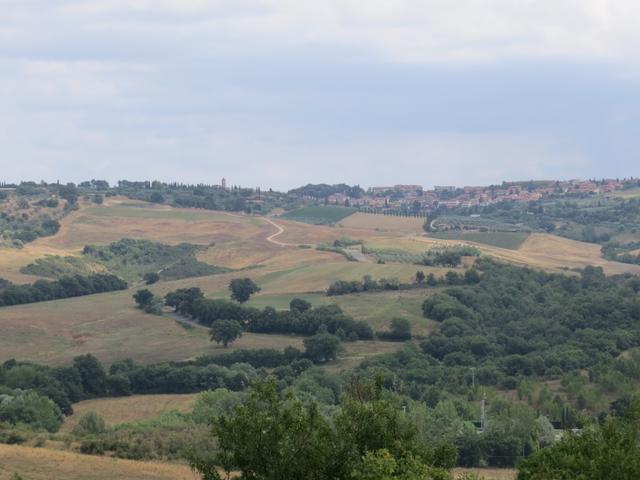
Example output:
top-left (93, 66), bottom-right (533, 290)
top-left (326, 269), bottom-right (481, 296)
top-left (162, 284), bottom-right (375, 341)
top-left (0, 273), bottom-right (127, 307)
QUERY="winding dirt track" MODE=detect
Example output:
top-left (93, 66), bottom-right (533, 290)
top-left (263, 217), bottom-right (296, 246)
top-left (218, 211), bottom-right (293, 247)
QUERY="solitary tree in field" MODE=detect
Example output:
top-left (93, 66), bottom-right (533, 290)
top-left (415, 270), bottom-right (425, 284)
top-left (210, 319), bottom-right (243, 347)
top-left (229, 278), bottom-right (261, 303)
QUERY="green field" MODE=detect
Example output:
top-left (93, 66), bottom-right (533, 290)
top-left (280, 206), bottom-right (357, 225)
top-left (429, 231), bottom-right (530, 250)
top-left (246, 288), bottom-right (437, 336)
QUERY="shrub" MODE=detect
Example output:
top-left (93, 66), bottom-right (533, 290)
top-left (73, 411), bottom-right (107, 436)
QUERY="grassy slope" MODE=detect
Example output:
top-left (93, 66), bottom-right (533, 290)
top-left (0, 444), bottom-right (515, 480)
top-left (428, 231), bottom-right (530, 250)
top-left (368, 233), bottom-right (640, 275)
top-left (60, 394), bottom-right (198, 433)
top-left (338, 212), bottom-right (425, 233)
top-left (0, 444), bottom-right (198, 480)
top-left (280, 206), bottom-right (357, 224)
top-left (4, 199), bottom-right (640, 368)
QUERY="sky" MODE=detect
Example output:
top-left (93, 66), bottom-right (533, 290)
top-left (1, 1), bottom-right (640, 190)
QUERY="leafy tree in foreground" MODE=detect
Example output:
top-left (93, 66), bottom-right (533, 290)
top-left (517, 396), bottom-right (640, 480)
top-left (190, 379), bottom-right (453, 480)
top-left (191, 381), bottom-right (338, 480)
top-left (229, 278), bottom-right (261, 303)
top-left (210, 319), bottom-right (243, 348)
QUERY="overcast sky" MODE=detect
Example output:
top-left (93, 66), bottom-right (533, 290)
top-left (1, 1), bottom-right (640, 190)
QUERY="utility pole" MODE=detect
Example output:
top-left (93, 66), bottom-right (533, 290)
top-left (480, 393), bottom-right (487, 432)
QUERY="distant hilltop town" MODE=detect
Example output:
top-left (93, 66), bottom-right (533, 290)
top-left (289, 178), bottom-right (633, 215)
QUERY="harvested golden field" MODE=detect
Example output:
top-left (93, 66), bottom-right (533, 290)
top-left (0, 444), bottom-right (198, 480)
top-left (491, 233), bottom-right (640, 275)
top-left (338, 212), bottom-right (425, 233)
top-left (197, 235), bottom-right (338, 270)
top-left (61, 394), bottom-right (198, 432)
top-left (400, 233), bottom-right (640, 275)
top-left (271, 217), bottom-right (398, 245)
top-left (0, 244), bottom-right (74, 283)
top-left (34, 203), bottom-right (263, 251)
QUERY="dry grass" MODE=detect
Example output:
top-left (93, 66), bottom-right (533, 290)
top-left (453, 468), bottom-right (517, 480)
top-left (610, 188), bottom-right (640, 199)
top-left (253, 261), bottom-right (429, 294)
top-left (493, 233), bottom-right (640, 275)
top-left (338, 212), bottom-right (425, 233)
top-left (3, 200), bottom-right (637, 371)
top-left (61, 394), bottom-right (198, 432)
top-left (0, 287), bottom-right (305, 366)
top-left (397, 233), bottom-right (640, 275)
top-left (197, 236), bottom-right (338, 270)
top-left (0, 244), bottom-right (74, 283)
top-left (0, 444), bottom-right (198, 480)
top-left (271, 217), bottom-right (399, 245)
top-left (33, 203), bottom-right (263, 251)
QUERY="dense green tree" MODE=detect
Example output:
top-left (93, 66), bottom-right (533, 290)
top-left (229, 278), bottom-right (261, 303)
top-left (0, 390), bottom-right (63, 432)
top-left (133, 289), bottom-right (154, 308)
top-left (191, 381), bottom-right (338, 480)
top-left (191, 389), bottom-right (243, 425)
top-left (303, 333), bottom-right (340, 363)
top-left (390, 318), bottom-right (412, 340)
top-left (210, 320), bottom-right (243, 348)
top-left (289, 297), bottom-right (312, 313)
top-left (143, 272), bottom-right (160, 285)
top-left (73, 354), bottom-right (107, 397)
top-left (164, 287), bottom-right (204, 316)
top-left (190, 378), bottom-right (454, 480)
